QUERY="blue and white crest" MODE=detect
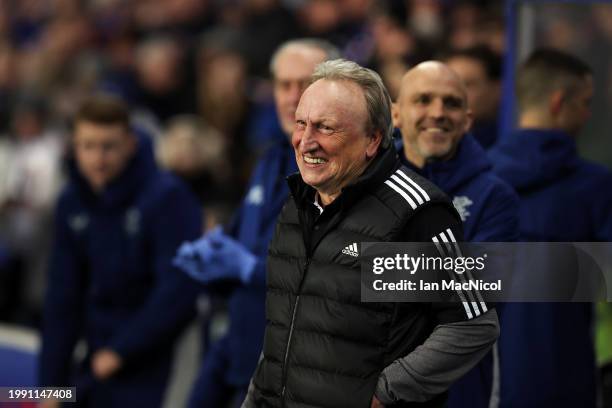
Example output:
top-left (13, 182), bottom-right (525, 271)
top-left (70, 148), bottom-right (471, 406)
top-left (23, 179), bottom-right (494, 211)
top-left (246, 185), bottom-right (264, 206)
top-left (452, 196), bottom-right (473, 221)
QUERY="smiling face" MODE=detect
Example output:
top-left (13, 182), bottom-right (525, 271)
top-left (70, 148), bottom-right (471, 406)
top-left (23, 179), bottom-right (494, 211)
top-left (292, 79), bottom-right (381, 205)
top-left (393, 62), bottom-right (472, 168)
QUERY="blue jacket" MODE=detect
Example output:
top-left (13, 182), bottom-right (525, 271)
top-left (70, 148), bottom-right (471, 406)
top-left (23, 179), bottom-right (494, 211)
top-left (397, 133), bottom-right (519, 242)
top-left (488, 128), bottom-right (612, 407)
top-left (398, 133), bottom-right (519, 408)
top-left (40, 133), bottom-right (202, 407)
top-left (223, 137), bottom-right (297, 386)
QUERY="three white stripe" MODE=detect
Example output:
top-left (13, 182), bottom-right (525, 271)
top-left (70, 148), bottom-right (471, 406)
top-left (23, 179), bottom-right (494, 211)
top-left (385, 168), bottom-right (485, 319)
top-left (384, 169), bottom-right (430, 209)
top-left (432, 228), bottom-right (488, 319)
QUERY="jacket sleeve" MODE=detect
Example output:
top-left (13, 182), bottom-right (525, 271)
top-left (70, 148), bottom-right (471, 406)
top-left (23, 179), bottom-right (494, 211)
top-left (470, 181), bottom-right (520, 242)
top-left (226, 192), bottom-right (268, 290)
top-left (109, 182), bottom-right (203, 363)
top-left (39, 195), bottom-right (86, 386)
top-left (375, 203), bottom-right (500, 404)
top-left (375, 311), bottom-right (499, 404)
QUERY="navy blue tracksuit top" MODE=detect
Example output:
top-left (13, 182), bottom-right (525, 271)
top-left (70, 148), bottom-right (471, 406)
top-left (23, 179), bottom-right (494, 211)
top-left (489, 128), bottom-right (612, 408)
top-left (40, 133), bottom-right (202, 407)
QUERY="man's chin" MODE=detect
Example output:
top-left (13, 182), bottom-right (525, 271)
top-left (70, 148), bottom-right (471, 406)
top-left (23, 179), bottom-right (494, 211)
top-left (301, 173), bottom-right (327, 190)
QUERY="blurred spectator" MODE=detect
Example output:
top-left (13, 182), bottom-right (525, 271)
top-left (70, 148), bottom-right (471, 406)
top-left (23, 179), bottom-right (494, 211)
top-left (132, 0), bottom-right (213, 37)
top-left (239, 0), bottom-right (299, 76)
top-left (195, 28), bottom-right (259, 192)
top-left (39, 94), bottom-right (202, 407)
top-left (134, 35), bottom-right (195, 123)
top-left (367, 7), bottom-right (414, 100)
top-left (443, 45), bottom-right (502, 149)
top-left (447, 1), bottom-right (505, 54)
top-left (157, 114), bottom-right (237, 228)
top-left (409, 0), bottom-right (445, 46)
top-left (0, 94), bottom-right (64, 324)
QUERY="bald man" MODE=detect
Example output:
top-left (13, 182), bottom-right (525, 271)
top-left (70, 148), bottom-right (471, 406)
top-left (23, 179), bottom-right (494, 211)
top-left (393, 62), bottom-right (519, 408)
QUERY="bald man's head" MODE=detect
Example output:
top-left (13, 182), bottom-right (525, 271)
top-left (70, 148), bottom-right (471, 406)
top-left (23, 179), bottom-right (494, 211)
top-left (398, 61), bottom-right (468, 103)
top-left (393, 61), bottom-right (472, 168)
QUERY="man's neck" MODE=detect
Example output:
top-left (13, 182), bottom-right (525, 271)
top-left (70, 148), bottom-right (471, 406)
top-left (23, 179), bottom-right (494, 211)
top-left (519, 112), bottom-right (553, 130)
top-left (403, 145), bottom-right (425, 169)
top-left (318, 190), bottom-right (340, 206)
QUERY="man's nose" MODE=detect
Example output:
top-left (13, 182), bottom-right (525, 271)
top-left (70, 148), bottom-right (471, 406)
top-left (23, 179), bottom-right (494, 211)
top-left (428, 98), bottom-right (445, 119)
top-left (300, 123), bottom-right (318, 150)
top-left (91, 147), bottom-right (108, 166)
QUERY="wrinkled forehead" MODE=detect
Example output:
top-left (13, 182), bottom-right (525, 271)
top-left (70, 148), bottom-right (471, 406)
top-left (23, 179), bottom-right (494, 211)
top-left (297, 79), bottom-right (368, 123)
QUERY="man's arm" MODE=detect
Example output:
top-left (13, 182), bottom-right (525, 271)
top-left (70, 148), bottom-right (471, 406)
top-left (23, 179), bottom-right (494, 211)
top-left (375, 204), bottom-right (500, 405)
top-left (39, 196), bottom-right (86, 386)
top-left (107, 183), bottom-right (202, 365)
top-left (469, 181), bottom-right (520, 242)
top-left (375, 312), bottom-right (499, 404)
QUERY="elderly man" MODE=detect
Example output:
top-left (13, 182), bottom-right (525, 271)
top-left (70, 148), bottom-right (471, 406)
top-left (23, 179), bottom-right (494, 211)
top-left (242, 59), bottom-right (499, 408)
top-left (174, 39), bottom-right (340, 407)
top-left (392, 61), bottom-right (518, 407)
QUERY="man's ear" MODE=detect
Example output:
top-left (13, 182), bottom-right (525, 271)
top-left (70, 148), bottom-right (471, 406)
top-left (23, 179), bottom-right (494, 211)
top-left (366, 130), bottom-right (383, 160)
top-left (126, 130), bottom-right (138, 155)
top-left (391, 102), bottom-right (401, 128)
top-left (464, 108), bottom-right (474, 134)
top-left (549, 89), bottom-right (565, 116)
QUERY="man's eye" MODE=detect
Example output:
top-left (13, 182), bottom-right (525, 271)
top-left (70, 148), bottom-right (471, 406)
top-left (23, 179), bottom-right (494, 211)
top-left (318, 124), bottom-right (334, 134)
top-left (295, 120), bottom-right (306, 129)
top-left (445, 98), bottom-right (463, 109)
top-left (415, 95), bottom-right (431, 104)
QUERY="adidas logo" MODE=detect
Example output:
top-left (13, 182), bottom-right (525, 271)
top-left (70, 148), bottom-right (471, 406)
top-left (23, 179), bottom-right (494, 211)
top-left (341, 243), bottom-right (359, 257)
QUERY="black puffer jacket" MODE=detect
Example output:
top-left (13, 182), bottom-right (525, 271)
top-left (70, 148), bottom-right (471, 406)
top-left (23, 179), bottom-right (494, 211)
top-left (253, 146), bottom-right (461, 408)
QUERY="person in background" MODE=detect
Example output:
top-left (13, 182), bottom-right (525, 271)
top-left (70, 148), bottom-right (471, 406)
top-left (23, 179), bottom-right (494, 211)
top-left (489, 47), bottom-right (612, 408)
top-left (393, 60), bottom-right (518, 408)
top-left (39, 94), bottom-right (202, 408)
top-left (174, 39), bottom-right (340, 408)
top-left (0, 94), bottom-right (64, 323)
top-left (443, 45), bottom-right (502, 149)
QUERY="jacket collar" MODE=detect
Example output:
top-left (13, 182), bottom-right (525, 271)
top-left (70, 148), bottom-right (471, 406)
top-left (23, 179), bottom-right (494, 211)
top-left (488, 128), bottom-right (579, 190)
top-left (397, 133), bottom-right (491, 194)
